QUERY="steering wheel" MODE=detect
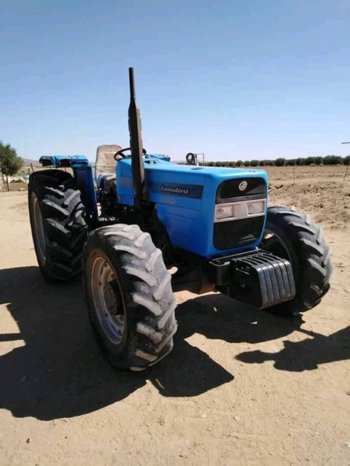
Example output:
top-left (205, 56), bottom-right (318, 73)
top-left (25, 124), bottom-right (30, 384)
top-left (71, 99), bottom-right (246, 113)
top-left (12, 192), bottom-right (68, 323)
top-left (186, 152), bottom-right (196, 165)
top-left (114, 147), bottom-right (147, 161)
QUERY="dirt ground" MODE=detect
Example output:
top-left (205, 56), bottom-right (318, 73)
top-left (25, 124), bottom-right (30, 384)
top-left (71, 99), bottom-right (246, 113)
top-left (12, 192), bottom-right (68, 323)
top-left (0, 166), bottom-right (349, 465)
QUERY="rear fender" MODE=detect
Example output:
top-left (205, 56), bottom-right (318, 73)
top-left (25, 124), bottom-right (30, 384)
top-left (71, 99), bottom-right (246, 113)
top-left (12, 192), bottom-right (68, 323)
top-left (39, 155), bottom-right (98, 224)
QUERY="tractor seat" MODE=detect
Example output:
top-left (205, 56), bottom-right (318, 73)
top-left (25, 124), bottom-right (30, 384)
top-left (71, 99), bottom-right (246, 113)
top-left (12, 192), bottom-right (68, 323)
top-left (95, 144), bottom-right (122, 179)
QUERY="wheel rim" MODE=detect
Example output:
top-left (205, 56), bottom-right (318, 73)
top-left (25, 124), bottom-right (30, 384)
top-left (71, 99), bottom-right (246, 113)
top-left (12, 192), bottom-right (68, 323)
top-left (31, 192), bottom-right (47, 265)
top-left (90, 256), bottom-right (126, 345)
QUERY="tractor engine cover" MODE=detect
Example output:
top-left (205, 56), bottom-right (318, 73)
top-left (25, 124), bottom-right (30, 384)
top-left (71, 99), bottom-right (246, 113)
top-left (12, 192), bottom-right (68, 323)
top-left (116, 156), bottom-right (268, 258)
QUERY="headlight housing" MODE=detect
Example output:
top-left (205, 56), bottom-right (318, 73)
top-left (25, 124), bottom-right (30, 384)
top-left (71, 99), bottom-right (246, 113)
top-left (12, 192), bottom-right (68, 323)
top-left (247, 200), bottom-right (265, 215)
top-left (215, 200), bottom-right (266, 222)
top-left (216, 205), bottom-right (234, 220)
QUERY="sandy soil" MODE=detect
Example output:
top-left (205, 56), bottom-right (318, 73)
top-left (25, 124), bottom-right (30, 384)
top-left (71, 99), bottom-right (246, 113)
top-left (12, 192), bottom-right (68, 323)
top-left (0, 167), bottom-right (349, 465)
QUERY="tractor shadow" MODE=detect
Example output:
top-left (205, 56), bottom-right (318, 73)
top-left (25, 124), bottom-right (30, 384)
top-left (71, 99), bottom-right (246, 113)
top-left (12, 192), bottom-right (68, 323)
top-left (181, 294), bottom-right (350, 371)
top-left (235, 325), bottom-right (350, 371)
top-left (0, 266), bottom-right (331, 420)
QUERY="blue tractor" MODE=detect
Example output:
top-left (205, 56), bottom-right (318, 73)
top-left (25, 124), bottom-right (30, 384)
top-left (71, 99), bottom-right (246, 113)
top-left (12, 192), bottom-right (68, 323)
top-left (28, 68), bottom-right (332, 371)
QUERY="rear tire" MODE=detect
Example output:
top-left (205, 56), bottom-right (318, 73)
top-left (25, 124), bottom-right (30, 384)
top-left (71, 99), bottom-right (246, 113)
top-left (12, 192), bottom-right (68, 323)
top-left (83, 224), bottom-right (177, 371)
top-left (28, 170), bottom-right (88, 281)
top-left (261, 206), bottom-right (332, 315)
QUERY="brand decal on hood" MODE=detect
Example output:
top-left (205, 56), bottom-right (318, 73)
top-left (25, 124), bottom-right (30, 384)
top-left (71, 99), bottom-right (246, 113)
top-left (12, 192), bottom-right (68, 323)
top-left (158, 184), bottom-right (203, 198)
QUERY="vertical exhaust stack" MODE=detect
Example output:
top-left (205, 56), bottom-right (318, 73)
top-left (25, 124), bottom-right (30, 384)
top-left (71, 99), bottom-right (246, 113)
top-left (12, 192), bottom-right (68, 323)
top-left (128, 67), bottom-right (145, 209)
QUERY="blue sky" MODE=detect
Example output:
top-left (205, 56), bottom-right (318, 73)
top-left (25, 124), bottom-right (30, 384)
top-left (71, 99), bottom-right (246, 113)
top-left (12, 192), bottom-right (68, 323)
top-left (1, 0), bottom-right (349, 161)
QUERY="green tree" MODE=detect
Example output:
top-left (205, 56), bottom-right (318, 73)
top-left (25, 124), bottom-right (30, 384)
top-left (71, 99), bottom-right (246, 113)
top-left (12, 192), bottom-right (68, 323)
top-left (260, 159), bottom-right (274, 166)
top-left (0, 142), bottom-right (23, 191)
top-left (275, 157), bottom-right (286, 167)
top-left (323, 155), bottom-right (343, 165)
top-left (304, 156), bottom-right (315, 166)
top-left (314, 156), bottom-right (323, 165)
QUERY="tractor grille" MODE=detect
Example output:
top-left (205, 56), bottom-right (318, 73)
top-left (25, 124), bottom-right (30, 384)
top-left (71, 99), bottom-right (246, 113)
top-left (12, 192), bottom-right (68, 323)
top-left (216, 177), bottom-right (266, 203)
top-left (214, 177), bottom-right (266, 250)
top-left (214, 217), bottom-right (265, 249)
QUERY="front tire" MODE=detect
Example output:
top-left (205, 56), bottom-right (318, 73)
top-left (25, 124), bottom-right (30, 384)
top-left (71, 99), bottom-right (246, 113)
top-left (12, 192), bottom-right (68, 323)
top-left (83, 224), bottom-right (177, 371)
top-left (261, 206), bottom-right (332, 315)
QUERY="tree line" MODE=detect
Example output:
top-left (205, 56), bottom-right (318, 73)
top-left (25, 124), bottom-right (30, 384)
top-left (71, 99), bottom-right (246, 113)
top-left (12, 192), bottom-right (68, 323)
top-left (204, 155), bottom-right (350, 167)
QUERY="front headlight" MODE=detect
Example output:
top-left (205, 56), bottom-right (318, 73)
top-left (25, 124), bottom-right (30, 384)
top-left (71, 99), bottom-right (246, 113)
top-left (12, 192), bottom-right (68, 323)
top-left (247, 200), bottom-right (265, 215)
top-left (215, 205), bottom-right (233, 220)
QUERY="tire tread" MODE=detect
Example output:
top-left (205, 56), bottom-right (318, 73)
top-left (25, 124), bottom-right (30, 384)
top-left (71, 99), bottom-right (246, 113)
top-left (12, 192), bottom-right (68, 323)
top-left (28, 170), bottom-right (87, 281)
top-left (84, 224), bottom-right (177, 371)
top-left (264, 205), bottom-right (332, 314)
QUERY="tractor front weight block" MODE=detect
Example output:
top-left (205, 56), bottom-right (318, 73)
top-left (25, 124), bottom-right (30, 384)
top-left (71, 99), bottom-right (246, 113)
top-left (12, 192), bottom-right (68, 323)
top-left (209, 250), bottom-right (296, 309)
